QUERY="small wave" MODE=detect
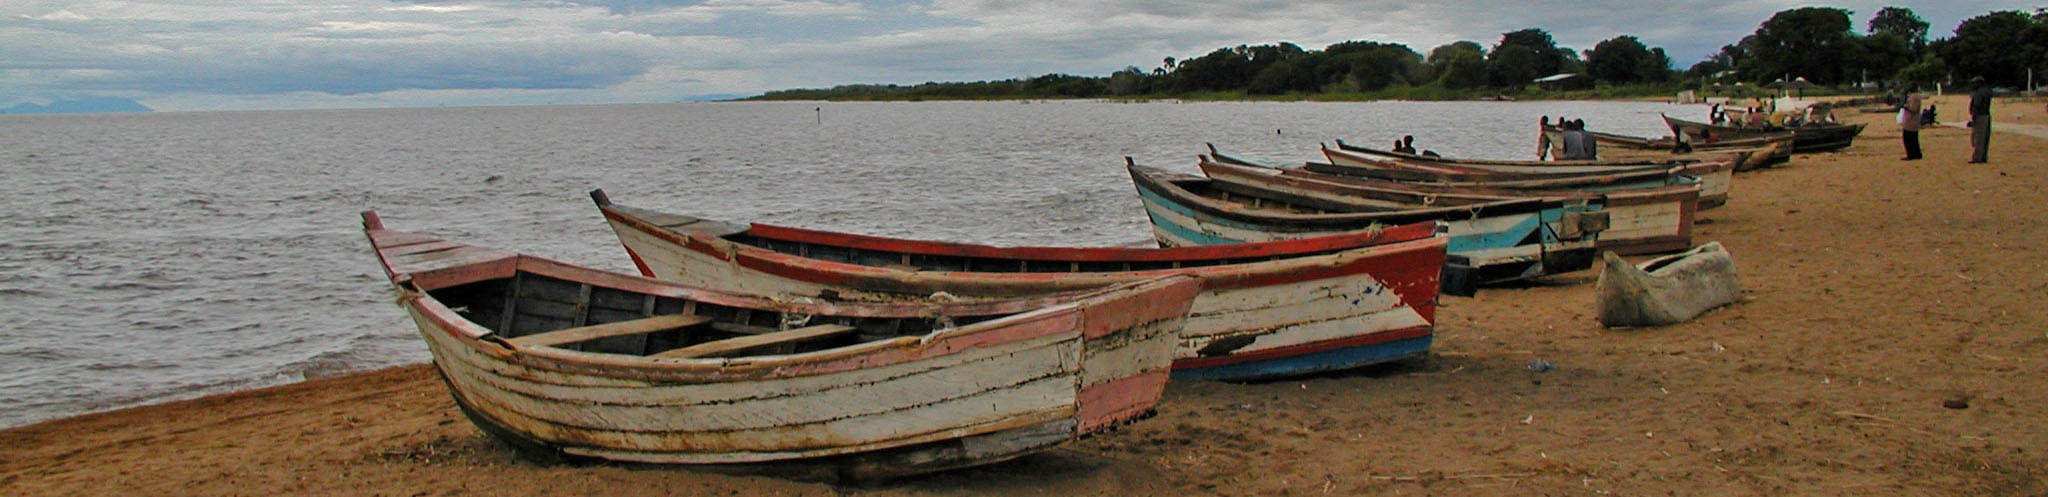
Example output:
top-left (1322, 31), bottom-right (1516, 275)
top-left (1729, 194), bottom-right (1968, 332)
top-left (0, 345), bottom-right (74, 361)
top-left (89, 281), bottom-right (190, 291)
top-left (279, 349), bottom-right (371, 381)
top-left (80, 358), bottom-right (181, 371)
top-left (0, 287), bottom-right (46, 297)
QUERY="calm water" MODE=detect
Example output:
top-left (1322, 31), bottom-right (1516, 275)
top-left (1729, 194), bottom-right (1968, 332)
top-left (0, 99), bottom-right (1706, 427)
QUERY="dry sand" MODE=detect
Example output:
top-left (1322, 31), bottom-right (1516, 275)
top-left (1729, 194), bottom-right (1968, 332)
top-left (5, 98), bottom-right (2045, 497)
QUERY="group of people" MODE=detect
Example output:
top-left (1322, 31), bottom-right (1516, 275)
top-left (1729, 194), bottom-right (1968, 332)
top-left (1898, 79), bottom-right (1995, 163)
top-left (1390, 135), bottom-right (1439, 157)
top-left (1709, 101), bottom-right (1839, 129)
top-left (1536, 116), bottom-right (1599, 160)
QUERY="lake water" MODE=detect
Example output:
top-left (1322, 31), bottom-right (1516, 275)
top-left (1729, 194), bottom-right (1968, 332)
top-left (0, 99), bottom-right (1710, 427)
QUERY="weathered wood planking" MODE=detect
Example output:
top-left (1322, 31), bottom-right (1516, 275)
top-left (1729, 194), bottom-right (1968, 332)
top-left (1318, 141), bottom-right (1735, 210)
top-left (1126, 164), bottom-right (1595, 285)
top-left (363, 212), bottom-right (1200, 475)
top-left (1536, 122), bottom-right (1792, 172)
top-left (1661, 114), bottom-right (1865, 154)
top-left (593, 192), bottom-right (1451, 381)
top-left (1196, 158), bottom-right (1699, 256)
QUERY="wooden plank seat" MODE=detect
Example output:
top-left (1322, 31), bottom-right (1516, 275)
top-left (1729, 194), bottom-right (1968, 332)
top-left (508, 314), bottom-right (713, 348)
top-left (651, 324), bottom-right (860, 359)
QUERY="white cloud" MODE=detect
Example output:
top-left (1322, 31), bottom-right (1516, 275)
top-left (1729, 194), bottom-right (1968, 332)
top-left (28, 9), bottom-right (90, 21)
top-left (311, 20), bottom-right (444, 33)
top-left (388, 4), bottom-right (481, 13)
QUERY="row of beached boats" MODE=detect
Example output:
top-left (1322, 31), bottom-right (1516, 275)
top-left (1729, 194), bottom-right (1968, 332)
top-left (360, 111), bottom-right (1859, 481)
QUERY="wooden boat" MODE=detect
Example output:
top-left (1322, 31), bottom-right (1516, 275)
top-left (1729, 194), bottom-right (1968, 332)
top-left (1597, 242), bottom-right (1739, 327)
top-left (1198, 156), bottom-right (1701, 256)
top-left (1660, 114), bottom-right (1864, 153)
top-left (362, 211), bottom-right (1201, 480)
top-left (1319, 140), bottom-right (1736, 209)
top-left (1123, 161), bottom-right (1603, 288)
top-left (1537, 121), bottom-right (1793, 170)
top-left (1212, 143), bottom-right (1709, 198)
top-left (592, 191), bottom-right (1450, 381)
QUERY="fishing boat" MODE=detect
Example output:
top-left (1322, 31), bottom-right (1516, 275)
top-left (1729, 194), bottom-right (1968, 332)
top-left (362, 211), bottom-right (1201, 480)
top-left (1537, 121), bottom-right (1793, 169)
top-left (1123, 161), bottom-right (1603, 288)
top-left (1660, 114), bottom-right (1864, 153)
top-left (1597, 242), bottom-right (1739, 327)
top-left (591, 190), bottom-right (1451, 381)
top-left (1197, 156), bottom-right (1700, 256)
top-left (1211, 143), bottom-right (1710, 198)
top-left (1318, 141), bottom-right (1736, 209)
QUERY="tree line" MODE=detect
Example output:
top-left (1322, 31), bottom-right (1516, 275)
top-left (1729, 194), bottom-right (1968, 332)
top-left (752, 6), bottom-right (2047, 101)
top-left (1694, 7), bottom-right (2047, 90)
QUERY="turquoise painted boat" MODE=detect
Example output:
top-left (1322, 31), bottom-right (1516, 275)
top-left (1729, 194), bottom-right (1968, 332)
top-left (1126, 160), bottom-right (1605, 290)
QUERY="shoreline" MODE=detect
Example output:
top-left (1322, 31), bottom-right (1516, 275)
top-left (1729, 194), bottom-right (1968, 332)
top-left (6, 97), bottom-right (2046, 496)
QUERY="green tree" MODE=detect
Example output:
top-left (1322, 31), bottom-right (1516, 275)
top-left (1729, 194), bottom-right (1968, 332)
top-left (1486, 44), bottom-right (1540, 88)
top-left (1895, 55), bottom-right (1947, 87)
top-left (1850, 33), bottom-right (1914, 85)
top-left (1868, 6), bottom-right (1930, 50)
top-left (1422, 41), bottom-right (1484, 83)
top-left (1736, 7), bottom-right (1858, 84)
top-left (1247, 59), bottom-right (1318, 94)
top-left (1351, 45), bottom-right (1424, 91)
top-left (1107, 66), bottom-right (1150, 95)
top-left (1584, 35), bottom-right (1671, 83)
top-left (1941, 11), bottom-right (2044, 87)
top-left (1435, 52), bottom-right (1488, 89)
top-left (1494, 28), bottom-right (1572, 77)
top-left (1427, 41), bottom-right (1485, 67)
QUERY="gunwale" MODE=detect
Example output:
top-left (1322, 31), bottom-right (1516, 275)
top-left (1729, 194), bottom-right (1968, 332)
top-left (1195, 158), bottom-right (1700, 256)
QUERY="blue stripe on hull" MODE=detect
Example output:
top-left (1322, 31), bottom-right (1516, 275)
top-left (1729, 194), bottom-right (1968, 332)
top-left (1443, 212), bottom-right (1545, 253)
top-left (1145, 210), bottom-right (1246, 245)
top-left (1136, 185), bottom-right (1574, 253)
top-left (1169, 335), bottom-right (1433, 382)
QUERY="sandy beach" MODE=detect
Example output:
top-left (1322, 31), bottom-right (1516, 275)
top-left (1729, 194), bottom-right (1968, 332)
top-left (3, 97), bottom-right (2044, 496)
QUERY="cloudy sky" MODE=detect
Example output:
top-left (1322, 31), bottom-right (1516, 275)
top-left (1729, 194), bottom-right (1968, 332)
top-left (0, 1), bottom-right (2027, 111)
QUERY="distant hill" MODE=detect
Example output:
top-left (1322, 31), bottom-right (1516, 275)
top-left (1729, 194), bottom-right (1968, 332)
top-left (2, 97), bottom-right (152, 115)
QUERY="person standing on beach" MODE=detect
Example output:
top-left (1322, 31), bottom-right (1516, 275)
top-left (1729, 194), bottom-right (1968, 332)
top-left (1968, 80), bottom-right (1992, 163)
top-left (1900, 93), bottom-right (1922, 161)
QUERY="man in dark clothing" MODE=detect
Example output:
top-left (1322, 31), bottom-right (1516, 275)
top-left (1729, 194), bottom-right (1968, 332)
top-left (1560, 120), bottom-right (1597, 160)
top-left (1968, 81), bottom-right (1992, 163)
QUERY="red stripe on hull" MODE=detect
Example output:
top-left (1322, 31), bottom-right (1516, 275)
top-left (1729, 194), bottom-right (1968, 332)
top-left (741, 220), bottom-right (1439, 262)
top-left (1075, 369), bottom-right (1170, 432)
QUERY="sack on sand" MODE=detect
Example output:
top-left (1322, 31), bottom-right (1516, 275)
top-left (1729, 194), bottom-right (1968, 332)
top-left (1597, 242), bottom-right (1740, 327)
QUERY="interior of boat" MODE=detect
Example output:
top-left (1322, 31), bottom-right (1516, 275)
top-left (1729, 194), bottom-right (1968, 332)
top-left (425, 270), bottom-right (995, 358)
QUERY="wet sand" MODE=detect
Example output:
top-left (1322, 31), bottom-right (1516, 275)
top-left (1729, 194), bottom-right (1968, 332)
top-left (4, 98), bottom-right (2045, 496)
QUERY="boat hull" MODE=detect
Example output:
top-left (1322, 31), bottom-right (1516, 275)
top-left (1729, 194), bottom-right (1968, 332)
top-left (365, 213), bottom-right (1198, 478)
top-left (1126, 165), bottom-right (1600, 285)
top-left (1321, 141), bottom-right (1734, 210)
top-left (1538, 123), bottom-right (1793, 170)
top-left (1199, 158), bottom-right (1699, 256)
top-left (1661, 114), bottom-right (1865, 154)
top-left (597, 199), bottom-right (1449, 382)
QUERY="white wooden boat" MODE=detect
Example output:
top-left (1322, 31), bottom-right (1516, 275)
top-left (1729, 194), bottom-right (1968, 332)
top-left (591, 190), bottom-right (1451, 381)
top-left (362, 212), bottom-right (1200, 480)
